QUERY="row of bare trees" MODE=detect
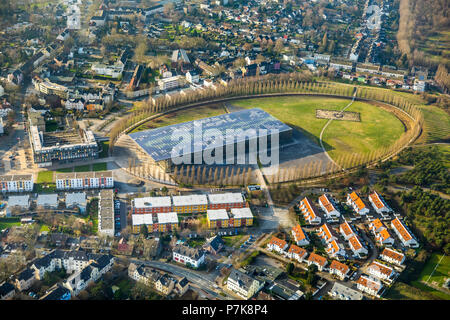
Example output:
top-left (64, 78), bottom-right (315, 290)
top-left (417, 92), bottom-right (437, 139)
top-left (112, 74), bottom-right (424, 186)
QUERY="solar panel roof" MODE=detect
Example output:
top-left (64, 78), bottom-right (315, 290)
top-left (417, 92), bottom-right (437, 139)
top-left (128, 108), bottom-right (292, 162)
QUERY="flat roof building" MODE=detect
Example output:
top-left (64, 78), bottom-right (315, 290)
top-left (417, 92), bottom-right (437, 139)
top-left (98, 189), bottom-right (114, 237)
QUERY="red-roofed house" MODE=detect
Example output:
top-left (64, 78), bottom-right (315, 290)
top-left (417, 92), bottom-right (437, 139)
top-left (368, 191), bottom-right (391, 214)
top-left (299, 198), bottom-right (321, 225)
top-left (346, 192), bottom-right (369, 215)
top-left (267, 236), bottom-right (288, 254)
top-left (317, 224), bottom-right (337, 244)
top-left (287, 244), bottom-right (308, 263)
top-left (356, 275), bottom-right (383, 297)
top-left (291, 225), bottom-right (309, 246)
top-left (339, 220), bottom-right (355, 240)
top-left (326, 239), bottom-right (346, 259)
top-left (318, 194), bottom-right (340, 218)
top-left (376, 228), bottom-right (395, 246)
top-left (307, 252), bottom-right (328, 271)
top-left (379, 248), bottom-right (405, 266)
top-left (391, 218), bottom-right (418, 248)
top-left (367, 261), bottom-right (395, 281)
top-left (329, 260), bottom-right (350, 280)
top-left (348, 235), bottom-right (368, 257)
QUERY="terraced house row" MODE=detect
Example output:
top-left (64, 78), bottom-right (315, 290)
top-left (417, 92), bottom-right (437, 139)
top-left (0, 174), bottom-right (34, 193)
top-left (55, 171), bottom-right (114, 190)
top-left (131, 192), bottom-right (247, 215)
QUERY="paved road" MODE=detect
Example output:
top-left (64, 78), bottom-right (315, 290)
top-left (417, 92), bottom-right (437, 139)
top-left (128, 259), bottom-right (232, 300)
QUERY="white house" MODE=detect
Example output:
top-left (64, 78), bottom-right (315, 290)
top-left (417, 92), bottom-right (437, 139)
top-left (339, 220), bottom-right (355, 240)
top-left (356, 275), bottom-right (383, 297)
top-left (307, 252), bottom-right (328, 271)
top-left (367, 261), bottom-right (395, 281)
top-left (347, 192), bottom-right (370, 215)
top-left (326, 239), bottom-right (346, 259)
top-left (348, 235), bottom-right (368, 257)
top-left (287, 244), bottom-right (308, 263)
top-left (318, 194), bottom-right (340, 218)
top-left (317, 223), bottom-right (337, 244)
top-left (379, 248), bottom-right (405, 266)
top-left (172, 244), bottom-right (205, 268)
top-left (391, 218), bottom-right (419, 248)
top-left (291, 224), bottom-right (309, 246)
top-left (298, 197), bottom-right (321, 225)
top-left (227, 268), bottom-right (263, 300)
top-left (329, 260), bottom-right (350, 280)
top-left (267, 236), bottom-right (288, 254)
top-left (368, 191), bottom-right (391, 214)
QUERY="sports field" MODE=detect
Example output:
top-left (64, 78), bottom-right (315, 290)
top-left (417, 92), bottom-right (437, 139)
top-left (417, 253), bottom-right (450, 288)
top-left (231, 96), bottom-right (405, 160)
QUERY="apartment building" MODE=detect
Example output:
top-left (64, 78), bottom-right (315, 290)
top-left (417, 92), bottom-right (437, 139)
top-left (156, 212), bottom-right (179, 232)
top-left (55, 171), bottom-right (114, 190)
top-left (346, 192), bottom-right (369, 215)
top-left (172, 194), bottom-right (208, 214)
top-left (367, 261), bottom-right (395, 281)
top-left (0, 174), bottom-right (34, 193)
top-left (98, 189), bottom-right (114, 237)
top-left (230, 207), bottom-right (253, 227)
top-left (299, 197), bottom-right (321, 225)
top-left (132, 214), bottom-right (153, 233)
top-left (207, 209), bottom-right (230, 228)
top-left (379, 248), bottom-right (405, 266)
top-left (391, 218), bottom-right (419, 248)
top-left (132, 196), bottom-right (172, 214)
top-left (207, 192), bottom-right (246, 210)
top-left (318, 194), bottom-right (340, 218)
top-left (368, 191), bottom-right (391, 215)
top-left (291, 224), bottom-right (309, 246)
top-left (227, 268), bottom-right (263, 300)
top-left (172, 244), bottom-right (205, 268)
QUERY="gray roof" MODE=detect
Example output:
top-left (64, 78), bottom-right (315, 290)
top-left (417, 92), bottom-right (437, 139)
top-left (330, 282), bottom-right (363, 300)
top-left (173, 244), bottom-right (205, 261)
top-left (228, 268), bottom-right (258, 291)
top-left (128, 108), bottom-right (292, 162)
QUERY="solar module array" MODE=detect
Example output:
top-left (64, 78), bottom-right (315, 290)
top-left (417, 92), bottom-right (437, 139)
top-left (128, 108), bottom-right (293, 162)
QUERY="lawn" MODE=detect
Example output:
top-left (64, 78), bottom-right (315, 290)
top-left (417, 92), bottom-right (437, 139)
top-left (129, 104), bottom-right (227, 133)
top-left (36, 171), bottom-right (54, 183)
top-left (417, 253), bottom-right (450, 288)
top-left (93, 162), bottom-right (107, 171)
top-left (56, 168), bottom-right (73, 173)
top-left (223, 234), bottom-right (246, 248)
top-left (385, 282), bottom-right (440, 300)
top-left (0, 218), bottom-right (20, 230)
top-left (99, 141), bottom-right (110, 158)
top-left (74, 165), bottom-right (91, 172)
top-left (417, 105), bottom-right (450, 143)
top-left (231, 96), bottom-right (405, 160)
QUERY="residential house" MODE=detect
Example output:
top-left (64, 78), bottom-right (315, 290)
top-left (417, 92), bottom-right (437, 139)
top-left (287, 244), bottom-right (308, 263)
top-left (367, 261), bottom-right (395, 281)
top-left (329, 282), bottom-right (363, 300)
top-left (267, 236), bottom-right (288, 254)
top-left (368, 191), bottom-right (391, 215)
top-left (175, 277), bottom-right (189, 296)
top-left (356, 275), bottom-right (383, 297)
top-left (379, 248), bottom-right (405, 266)
top-left (203, 235), bottom-right (224, 255)
top-left (298, 197), bottom-right (321, 225)
top-left (307, 252), bottom-right (328, 271)
top-left (172, 244), bottom-right (205, 268)
top-left (155, 274), bottom-right (176, 296)
top-left (346, 192), bottom-right (369, 215)
top-left (227, 268), bottom-right (263, 300)
top-left (318, 194), bottom-right (340, 218)
top-left (348, 235), bottom-right (368, 257)
top-left (291, 224), bottom-right (309, 246)
top-left (0, 282), bottom-right (15, 300)
top-left (317, 223), bottom-right (337, 244)
top-left (329, 260), bottom-right (350, 280)
top-left (391, 218), bottom-right (419, 248)
top-left (339, 220), bottom-right (355, 240)
top-left (14, 268), bottom-right (36, 291)
top-left (326, 239), bottom-right (346, 259)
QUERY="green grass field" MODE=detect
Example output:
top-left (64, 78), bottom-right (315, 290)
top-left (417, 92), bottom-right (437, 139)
top-left (418, 105), bottom-right (450, 143)
top-left (36, 171), bottom-right (54, 183)
top-left (385, 282), bottom-right (441, 300)
top-left (74, 165), bottom-right (91, 172)
top-left (93, 162), bottom-right (107, 171)
top-left (129, 104), bottom-right (227, 133)
top-left (231, 96), bottom-right (405, 159)
top-left (56, 168), bottom-right (73, 173)
top-left (417, 253), bottom-right (450, 288)
top-left (0, 219), bottom-right (21, 231)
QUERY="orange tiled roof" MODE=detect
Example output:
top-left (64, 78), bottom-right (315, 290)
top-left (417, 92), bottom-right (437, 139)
top-left (369, 261), bottom-right (393, 276)
top-left (378, 228), bottom-right (392, 241)
top-left (391, 218), bottom-right (412, 241)
top-left (330, 260), bottom-right (349, 274)
top-left (319, 194), bottom-right (336, 213)
top-left (381, 248), bottom-right (404, 263)
top-left (369, 192), bottom-right (385, 209)
top-left (319, 223), bottom-right (334, 240)
top-left (301, 197), bottom-right (318, 220)
top-left (357, 275), bottom-right (381, 290)
top-left (269, 236), bottom-right (287, 248)
top-left (348, 235), bottom-right (362, 250)
top-left (288, 244), bottom-right (307, 257)
top-left (349, 192), bottom-right (366, 211)
top-left (292, 224), bottom-right (306, 241)
top-left (327, 240), bottom-right (340, 254)
top-left (370, 218), bottom-right (384, 231)
top-left (308, 252), bottom-right (327, 266)
top-left (340, 221), bottom-right (354, 236)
